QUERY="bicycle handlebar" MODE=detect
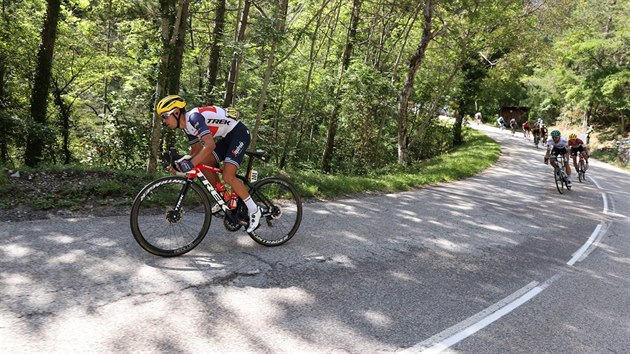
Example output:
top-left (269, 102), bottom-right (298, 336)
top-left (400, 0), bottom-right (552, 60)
top-left (162, 147), bottom-right (269, 177)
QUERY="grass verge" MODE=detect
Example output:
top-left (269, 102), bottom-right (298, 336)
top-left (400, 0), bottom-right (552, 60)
top-left (289, 128), bottom-right (500, 199)
top-left (1, 128), bottom-right (500, 212)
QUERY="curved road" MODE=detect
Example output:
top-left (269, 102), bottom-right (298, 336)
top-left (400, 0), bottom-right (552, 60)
top-left (1, 125), bottom-right (628, 353)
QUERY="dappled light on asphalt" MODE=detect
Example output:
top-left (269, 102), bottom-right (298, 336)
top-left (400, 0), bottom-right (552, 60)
top-left (1, 125), bottom-right (628, 352)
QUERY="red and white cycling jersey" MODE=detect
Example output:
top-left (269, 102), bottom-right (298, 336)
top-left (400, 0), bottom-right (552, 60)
top-left (183, 106), bottom-right (240, 144)
top-left (568, 138), bottom-right (586, 149)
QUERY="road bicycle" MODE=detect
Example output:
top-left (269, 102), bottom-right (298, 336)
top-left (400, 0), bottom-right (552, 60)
top-left (576, 151), bottom-right (588, 183)
top-left (551, 154), bottom-right (571, 194)
top-left (130, 149), bottom-right (303, 257)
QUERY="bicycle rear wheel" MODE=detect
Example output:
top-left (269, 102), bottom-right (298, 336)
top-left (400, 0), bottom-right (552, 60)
top-left (554, 167), bottom-right (564, 194)
top-left (130, 176), bottom-right (212, 256)
top-left (247, 177), bottom-right (303, 246)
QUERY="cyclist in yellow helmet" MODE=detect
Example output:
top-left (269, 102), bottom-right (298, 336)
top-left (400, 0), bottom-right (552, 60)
top-left (567, 133), bottom-right (589, 171)
top-left (156, 95), bottom-right (261, 233)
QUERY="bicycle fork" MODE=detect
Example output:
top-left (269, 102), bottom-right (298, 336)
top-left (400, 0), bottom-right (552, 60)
top-left (165, 181), bottom-right (192, 223)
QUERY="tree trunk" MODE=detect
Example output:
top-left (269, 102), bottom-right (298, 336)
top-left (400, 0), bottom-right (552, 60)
top-left (148, 0), bottom-right (189, 173)
top-left (280, 9), bottom-right (323, 169)
top-left (25, 0), bottom-right (61, 167)
top-left (103, 0), bottom-right (113, 120)
top-left (0, 15), bottom-right (7, 163)
top-left (224, 0), bottom-right (251, 107)
top-left (169, 0), bottom-right (189, 94)
top-left (397, 0), bottom-right (443, 165)
top-left (250, 0), bottom-right (288, 151)
top-left (321, 0), bottom-right (361, 173)
top-left (52, 79), bottom-right (72, 164)
top-left (206, 0), bottom-right (226, 98)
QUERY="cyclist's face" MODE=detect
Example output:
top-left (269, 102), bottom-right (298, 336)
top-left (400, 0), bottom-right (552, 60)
top-left (552, 136), bottom-right (560, 142)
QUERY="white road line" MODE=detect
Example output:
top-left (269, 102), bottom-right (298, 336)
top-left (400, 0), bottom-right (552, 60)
top-left (567, 223), bottom-right (603, 266)
top-left (401, 166), bottom-right (608, 354)
top-left (401, 280), bottom-right (553, 354)
top-left (563, 175), bottom-right (609, 266)
top-left (588, 176), bottom-right (608, 214)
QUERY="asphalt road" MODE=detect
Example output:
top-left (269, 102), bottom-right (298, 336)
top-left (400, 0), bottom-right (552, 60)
top-left (1, 125), bottom-right (628, 353)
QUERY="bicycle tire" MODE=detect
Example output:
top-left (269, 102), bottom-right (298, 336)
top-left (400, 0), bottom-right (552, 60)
top-left (554, 167), bottom-right (564, 194)
top-left (130, 176), bottom-right (212, 256)
top-left (578, 160), bottom-right (586, 182)
top-left (247, 177), bottom-right (303, 247)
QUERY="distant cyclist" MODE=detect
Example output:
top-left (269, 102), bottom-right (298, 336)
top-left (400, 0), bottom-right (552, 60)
top-left (509, 118), bottom-right (518, 135)
top-left (567, 133), bottom-right (589, 171)
top-left (475, 112), bottom-right (482, 125)
top-left (497, 116), bottom-right (505, 130)
top-left (532, 123), bottom-right (542, 145)
top-left (540, 124), bottom-right (548, 142)
top-left (522, 121), bottom-right (531, 139)
top-left (544, 130), bottom-right (572, 187)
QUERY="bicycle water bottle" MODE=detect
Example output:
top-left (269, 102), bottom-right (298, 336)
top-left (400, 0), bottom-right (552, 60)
top-left (229, 192), bottom-right (238, 209)
top-left (215, 182), bottom-right (231, 202)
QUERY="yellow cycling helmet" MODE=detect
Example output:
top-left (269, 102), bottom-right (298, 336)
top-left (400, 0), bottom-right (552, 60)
top-left (156, 95), bottom-right (186, 115)
top-left (568, 133), bottom-right (577, 139)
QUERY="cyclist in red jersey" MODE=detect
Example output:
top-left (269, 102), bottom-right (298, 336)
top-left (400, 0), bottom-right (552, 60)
top-left (567, 133), bottom-right (589, 171)
top-left (156, 95), bottom-right (261, 232)
top-left (522, 121), bottom-right (531, 139)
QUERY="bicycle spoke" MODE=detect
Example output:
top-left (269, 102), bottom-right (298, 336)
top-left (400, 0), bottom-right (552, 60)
top-left (130, 177), bottom-right (211, 256)
top-left (247, 177), bottom-right (303, 247)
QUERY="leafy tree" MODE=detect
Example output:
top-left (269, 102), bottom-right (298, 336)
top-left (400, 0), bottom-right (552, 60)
top-left (397, 0), bottom-right (444, 164)
top-left (25, 0), bottom-right (62, 167)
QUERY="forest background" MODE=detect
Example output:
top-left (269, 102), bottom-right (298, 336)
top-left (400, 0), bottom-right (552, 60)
top-left (0, 0), bottom-right (628, 181)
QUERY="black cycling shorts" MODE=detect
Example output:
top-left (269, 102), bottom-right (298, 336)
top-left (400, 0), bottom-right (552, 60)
top-left (550, 147), bottom-right (569, 158)
top-left (212, 122), bottom-right (251, 168)
top-left (570, 146), bottom-right (586, 157)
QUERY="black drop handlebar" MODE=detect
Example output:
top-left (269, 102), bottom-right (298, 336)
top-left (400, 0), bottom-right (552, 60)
top-left (161, 147), bottom-right (269, 171)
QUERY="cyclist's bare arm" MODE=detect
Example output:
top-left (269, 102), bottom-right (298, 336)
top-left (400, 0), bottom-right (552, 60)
top-left (189, 135), bottom-right (216, 166)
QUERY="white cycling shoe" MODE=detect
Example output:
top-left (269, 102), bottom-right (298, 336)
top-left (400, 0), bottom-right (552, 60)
top-left (246, 207), bottom-right (262, 233)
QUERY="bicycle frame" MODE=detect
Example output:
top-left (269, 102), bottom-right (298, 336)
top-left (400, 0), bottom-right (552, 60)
top-left (180, 165), bottom-right (231, 213)
top-left (552, 154), bottom-right (569, 173)
top-left (174, 151), bottom-right (266, 223)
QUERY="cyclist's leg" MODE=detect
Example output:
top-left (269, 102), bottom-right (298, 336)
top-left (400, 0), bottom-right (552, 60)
top-left (549, 153), bottom-right (558, 169)
top-left (200, 152), bottom-right (221, 186)
top-left (564, 155), bottom-right (572, 179)
top-left (570, 149), bottom-right (578, 170)
top-left (223, 163), bottom-right (248, 200)
top-left (583, 147), bottom-right (589, 163)
top-left (219, 124), bottom-right (253, 206)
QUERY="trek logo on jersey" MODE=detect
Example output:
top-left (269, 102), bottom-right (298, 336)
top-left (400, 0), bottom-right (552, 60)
top-left (232, 141), bottom-right (245, 157)
top-left (209, 119), bottom-right (231, 125)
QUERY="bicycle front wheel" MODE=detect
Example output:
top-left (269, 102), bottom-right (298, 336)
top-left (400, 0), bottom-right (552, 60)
top-left (248, 177), bottom-right (303, 247)
top-left (130, 176), bottom-right (212, 256)
top-left (554, 168), bottom-right (564, 194)
top-left (578, 160), bottom-right (586, 182)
